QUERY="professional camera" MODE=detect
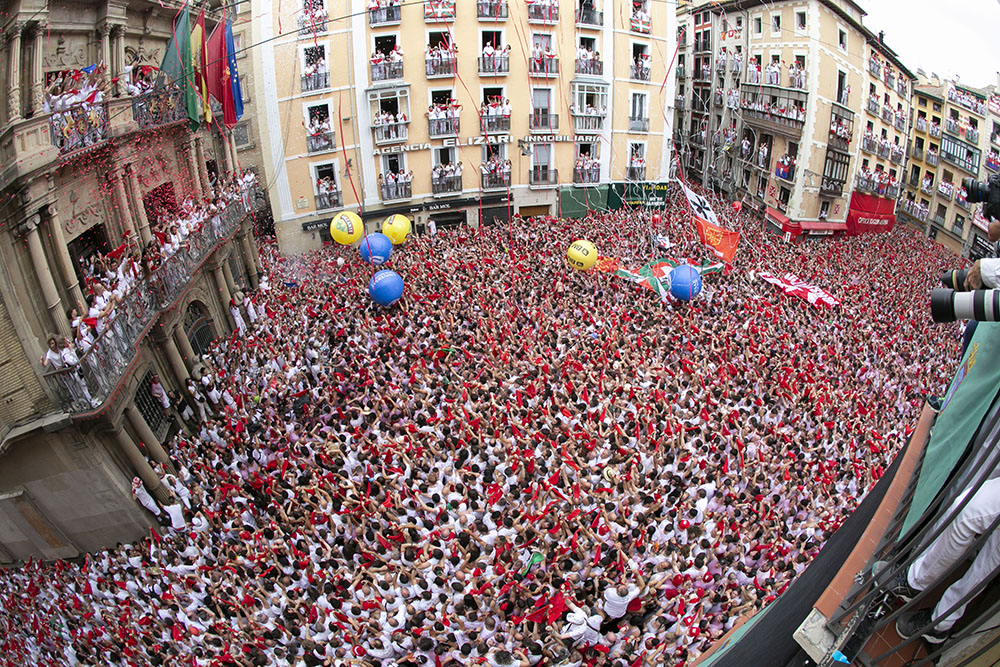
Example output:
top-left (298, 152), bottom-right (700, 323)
top-left (940, 268), bottom-right (971, 291)
top-left (931, 288), bottom-right (1000, 323)
top-left (963, 174), bottom-right (1000, 223)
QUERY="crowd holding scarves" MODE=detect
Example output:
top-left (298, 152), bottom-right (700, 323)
top-left (0, 182), bottom-right (965, 666)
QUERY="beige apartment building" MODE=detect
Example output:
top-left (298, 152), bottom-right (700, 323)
top-left (249, 0), bottom-right (676, 254)
top-left (897, 77), bottom-right (999, 257)
top-left (675, 0), bottom-right (914, 239)
top-left (0, 0), bottom-right (263, 560)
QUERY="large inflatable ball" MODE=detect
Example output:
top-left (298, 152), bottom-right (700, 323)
top-left (382, 214), bottom-right (412, 245)
top-left (669, 265), bottom-right (703, 301)
top-left (652, 213), bottom-right (661, 225)
top-left (330, 211), bottom-right (363, 245)
top-left (566, 239), bottom-right (598, 270)
top-left (359, 232), bottom-right (393, 265)
top-left (369, 270), bottom-right (404, 306)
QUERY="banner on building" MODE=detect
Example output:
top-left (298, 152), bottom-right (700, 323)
top-left (846, 192), bottom-right (896, 236)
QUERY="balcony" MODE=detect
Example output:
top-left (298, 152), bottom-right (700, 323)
top-left (477, 0), bottom-right (507, 19)
top-left (576, 8), bottom-right (602, 26)
top-left (866, 97), bottom-right (879, 116)
top-left (947, 87), bottom-right (988, 116)
top-left (946, 118), bottom-right (962, 136)
top-left (820, 177), bottom-right (844, 197)
top-left (629, 116), bottom-right (649, 132)
top-left (968, 128), bottom-right (980, 144)
top-left (426, 56), bottom-right (457, 78)
top-left (894, 115), bottom-right (905, 132)
top-left (860, 136), bottom-right (875, 154)
top-left (43, 196), bottom-right (253, 414)
top-left (481, 172), bottom-right (510, 190)
top-left (315, 189), bottom-right (343, 211)
top-left (428, 116), bottom-right (459, 138)
top-left (479, 55), bottom-right (510, 76)
top-left (920, 180), bottom-right (933, 195)
top-left (369, 4), bottom-right (402, 26)
top-left (774, 164), bottom-right (795, 182)
top-left (573, 166), bottom-right (600, 184)
top-left (886, 183), bottom-right (899, 199)
top-left (424, 0), bottom-right (456, 21)
top-left (575, 59), bottom-right (604, 77)
top-left (49, 102), bottom-right (110, 155)
top-left (890, 147), bottom-right (904, 164)
top-left (877, 143), bottom-right (890, 160)
top-left (481, 115), bottom-right (511, 134)
top-left (930, 123), bottom-right (942, 139)
top-left (829, 132), bottom-right (851, 152)
top-left (432, 175), bottom-right (463, 196)
top-left (926, 151), bottom-right (939, 166)
top-left (529, 110), bottom-right (558, 132)
top-left (855, 174), bottom-right (875, 193)
top-left (932, 213), bottom-right (946, 226)
top-left (957, 194), bottom-right (971, 210)
top-left (132, 89), bottom-right (186, 129)
top-left (630, 63), bottom-right (651, 82)
top-left (916, 117), bottom-right (927, 133)
top-left (626, 166), bottom-right (646, 181)
top-left (911, 145), bottom-right (924, 161)
top-left (988, 152), bottom-right (1000, 172)
top-left (938, 181), bottom-right (954, 200)
top-left (674, 95), bottom-right (685, 110)
top-left (529, 58), bottom-right (559, 77)
top-left (881, 107), bottom-right (893, 125)
top-left (993, 133), bottom-right (1000, 147)
top-left (302, 71), bottom-right (330, 92)
top-left (299, 9), bottom-right (328, 35)
top-left (371, 61), bottom-right (404, 83)
top-left (572, 113), bottom-right (605, 134)
top-left (884, 71), bottom-right (895, 89)
top-left (306, 131), bottom-right (336, 154)
top-left (897, 79), bottom-right (908, 97)
top-left (630, 12), bottom-right (650, 34)
top-left (381, 181), bottom-right (412, 201)
top-left (373, 121), bottom-right (409, 145)
top-left (677, 66), bottom-right (686, 79)
top-left (529, 166), bottom-right (559, 187)
top-left (868, 58), bottom-right (880, 77)
top-left (526, 3), bottom-right (558, 23)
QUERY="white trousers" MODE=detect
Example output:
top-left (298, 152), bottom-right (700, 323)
top-left (908, 478), bottom-right (1000, 631)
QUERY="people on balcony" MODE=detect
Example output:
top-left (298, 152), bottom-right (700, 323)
top-left (740, 95), bottom-right (805, 124)
top-left (426, 100), bottom-right (461, 135)
top-left (926, 146), bottom-right (939, 162)
top-left (764, 61), bottom-right (780, 85)
top-left (631, 4), bottom-right (650, 32)
top-left (929, 120), bottom-right (940, 135)
top-left (634, 53), bottom-right (651, 78)
top-left (788, 62), bottom-right (806, 89)
top-left (479, 96), bottom-right (512, 128)
top-left (378, 169), bottom-right (413, 199)
top-left (947, 86), bottom-right (987, 115)
top-left (481, 155), bottom-right (512, 187)
top-left (629, 151), bottom-right (645, 172)
top-left (316, 174), bottom-right (339, 205)
top-left (922, 174), bottom-right (934, 191)
top-left (526, 0), bottom-right (558, 20)
top-left (432, 161), bottom-right (463, 191)
top-left (576, 44), bottom-right (600, 74)
top-left (725, 88), bottom-right (739, 110)
top-left (757, 143), bottom-right (769, 169)
top-left (747, 61), bottom-right (761, 84)
top-left (731, 51), bottom-right (743, 74)
top-left (574, 154), bottom-right (600, 182)
top-left (306, 115), bottom-right (333, 151)
top-left (426, 42), bottom-right (458, 76)
top-left (775, 153), bottom-right (795, 179)
top-left (741, 136), bottom-right (751, 158)
top-left (122, 64), bottom-right (157, 97)
top-left (372, 109), bottom-right (408, 139)
top-left (830, 118), bottom-right (851, 143)
top-left (570, 101), bottom-right (606, 117)
top-left (367, 0), bottom-right (400, 22)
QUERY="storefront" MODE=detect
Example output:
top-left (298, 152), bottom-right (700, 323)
top-left (766, 206), bottom-right (846, 241)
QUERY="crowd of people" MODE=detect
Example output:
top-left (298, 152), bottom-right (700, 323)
top-left (377, 169), bottom-right (414, 200)
top-left (425, 43), bottom-right (458, 77)
top-left (856, 166), bottom-right (900, 197)
top-left (46, 65), bottom-right (111, 152)
top-left (1, 179), bottom-right (965, 666)
top-left (947, 86), bottom-right (988, 116)
top-left (370, 46), bottom-right (404, 81)
top-left (480, 155), bottom-right (513, 189)
top-left (740, 94), bottom-right (806, 126)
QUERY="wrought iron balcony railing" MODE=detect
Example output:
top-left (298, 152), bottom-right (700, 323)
top-left (50, 102), bottom-right (110, 154)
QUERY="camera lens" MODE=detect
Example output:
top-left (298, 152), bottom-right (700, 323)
top-left (963, 177), bottom-right (990, 204)
top-left (940, 269), bottom-right (969, 291)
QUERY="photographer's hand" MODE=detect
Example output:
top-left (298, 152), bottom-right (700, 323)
top-left (965, 261), bottom-right (984, 290)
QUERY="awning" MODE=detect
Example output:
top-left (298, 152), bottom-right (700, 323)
top-left (800, 221), bottom-right (846, 232)
top-left (766, 206), bottom-right (791, 226)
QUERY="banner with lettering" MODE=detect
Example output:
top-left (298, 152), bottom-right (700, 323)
top-left (846, 192), bottom-right (895, 236)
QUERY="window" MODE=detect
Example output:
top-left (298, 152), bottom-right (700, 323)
top-left (484, 85), bottom-right (505, 106)
top-left (482, 30), bottom-right (502, 48)
top-left (233, 121), bottom-right (252, 149)
top-left (532, 143), bottom-right (553, 168)
top-left (778, 186), bottom-right (790, 207)
top-left (819, 201), bottom-right (830, 219)
top-left (822, 150), bottom-right (850, 190)
top-left (135, 371), bottom-right (169, 441)
top-left (571, 82), bottom-right (608, 114)
top-left (234, 31), bottom-right (246, 59)
top-left (770, 13), bottom-right (780, 34)
top-left (381, 153), bottom-right (406, 176)
top-left (303, 44), bottom-right (327, 70)
top-left (753, 17), bottom-right (762, 35)
top-left (918, 97), bottom-right (927, 107)
top-left (795, 11), bottom-right (806, 31)
top-left (941, 134), bottom-right (981, 174)
top-left (630, 92), bottom-right (647, 119)
top-left (838, 29), bottom-right (847, 51)
top-left (933, 102), bottom-right (942, 112)
top-left (433, 146), bottom-right (457, 167)
top-left (735, 17), bottom-right (743, 29)
top-left (482, 142), bottom-right (507, 163)
top-left (836, 71), bottom-right (847, 104)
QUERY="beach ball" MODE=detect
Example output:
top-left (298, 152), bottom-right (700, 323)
top-left (732, 201), bottom-right (743, 213)
top-left (330, 211), bottom-right (363, 245)
top-left (669, 265), bottom-right (702, 301)
top-left (369, 270), bottom-right (404, 306)
top-left (652, 213), bottom-right (661, 225)
top-left (359, 233), bottom-right (393, 265)
top-left (567, 239), bottom-right (598, 270)
top-left (382, 214), bottom-right (412, 245)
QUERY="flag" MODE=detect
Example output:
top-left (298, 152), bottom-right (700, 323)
top-left (156, 6), bottom-right (200, 127)
top-left (758, 272), bottom-right (841, 308)
top-left (191, 8), bottom-right (212, 124)
top-left (615, 257), bottom-right (724, 299)
top-left (678, 179), bottom-right (741, 262)
top-left (205, 20), bottom-right (237, 127)
top-left (225, 19), bottom-right (244, 123)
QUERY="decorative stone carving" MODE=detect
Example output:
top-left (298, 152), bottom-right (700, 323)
top-left (62, 186), bottom-right (106, 239)
top-left (42, 34), bottom-right (88, 69)
top-left (124, 36), bottom-right (160, 66)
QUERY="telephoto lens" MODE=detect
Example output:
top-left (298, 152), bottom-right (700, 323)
top-left (931, 288), bottom-right (1000, 323)
top-left (940, 269), bottom-right (970, 291)
top-left (963, 177), bottom-right (991, 203)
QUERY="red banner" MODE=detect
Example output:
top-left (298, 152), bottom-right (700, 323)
top-left (846, 192), bottom-right (896, 236)
top-left (693, 216), bottom-right (741, 262)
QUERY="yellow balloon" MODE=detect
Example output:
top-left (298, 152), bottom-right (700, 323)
top-left (382, 214), bottom-right (412, 245)
top-left (330, 211), bottom-right (363, 245)
top-left (567, 239), bottom-right (598, 270)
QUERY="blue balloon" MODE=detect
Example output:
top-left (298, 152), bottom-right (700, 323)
top-left (359, 233), bottom-right (393, 265)
top-left (368, 270), bottom-right (404, 307)
top-left (669, 265), bottom-right (703, 301)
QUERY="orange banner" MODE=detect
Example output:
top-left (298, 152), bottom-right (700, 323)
top-left (693, 216), bottom-right (740, 262)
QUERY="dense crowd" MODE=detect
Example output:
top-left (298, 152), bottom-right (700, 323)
top-left (2, 185), bottom-right (964, 667)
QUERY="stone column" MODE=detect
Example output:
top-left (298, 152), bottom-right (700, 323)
top-left (195, 137), bottom-right (212, 196)
top-left (25, 215), bottom-right (70, 337)
top-left (110, 25), bottom-right (126, 97)
top-left (221, 257), bottom-right (238, 296)
top-left (98, 24), bottom-right (111, 88)
top-left (240, 234), bottom-right (260, 289)
top-left (186, 141), bottom-right (203, 199)
top-left (44, 204), bottom-right (86, 310)
top-left (112, 169), bottom-right (137, 239)
top-left (174, 325), bottom-right (199, 368)
top-left (212, 264), bottom-right (234, 330)
top-left (221, 130), bottom-right (235, 174)
top-left (6, 23), bottom-right (23, 122)
top-left (161, 333), bottom-right (190, 384)
top-left (114, 430), bottom-right (170, 504)
top-left (29, 23), bottom-right (44, 116)
top-left (125, 404), bottom-right (176, 474)
top-left (126, 166), bottom-right (152, 245)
